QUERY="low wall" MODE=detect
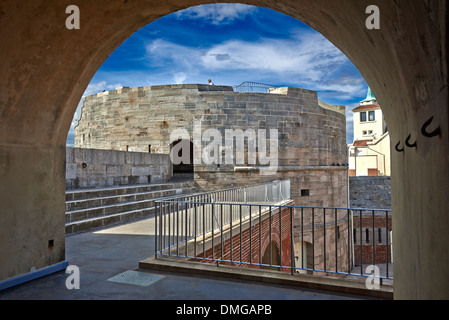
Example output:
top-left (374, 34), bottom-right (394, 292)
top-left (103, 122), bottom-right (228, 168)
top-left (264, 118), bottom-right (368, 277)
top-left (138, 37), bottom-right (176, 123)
top-left (349, 176), bottom-right (392, 265)
top-left (66, 147), bottom-right (171, 189)
top-left (349, 176), bottom-right (391, 209)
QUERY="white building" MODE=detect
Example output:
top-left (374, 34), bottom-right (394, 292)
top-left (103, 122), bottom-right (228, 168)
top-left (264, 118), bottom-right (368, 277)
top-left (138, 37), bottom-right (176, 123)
top-left (348, 87), bottom-right (390, 176)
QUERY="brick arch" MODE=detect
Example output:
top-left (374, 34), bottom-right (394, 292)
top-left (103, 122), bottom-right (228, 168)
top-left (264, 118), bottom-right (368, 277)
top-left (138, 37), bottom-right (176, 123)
top-left (262, 241), bottom-right (281, 268)
top-left (260, 228), bottom-right (281, 260)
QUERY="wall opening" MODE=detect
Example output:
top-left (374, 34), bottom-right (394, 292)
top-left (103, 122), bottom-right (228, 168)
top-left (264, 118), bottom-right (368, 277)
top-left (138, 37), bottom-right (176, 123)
top-left (262, 241), bottom-right (281, 271)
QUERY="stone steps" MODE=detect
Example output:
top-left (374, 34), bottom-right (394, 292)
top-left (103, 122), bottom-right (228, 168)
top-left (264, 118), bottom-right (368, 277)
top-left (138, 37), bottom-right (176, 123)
top-left (65, 181), bottom-right (197, 234)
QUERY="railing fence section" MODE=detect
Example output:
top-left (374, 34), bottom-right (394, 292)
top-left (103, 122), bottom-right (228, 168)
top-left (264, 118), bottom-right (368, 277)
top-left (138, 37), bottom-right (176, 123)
top-left (154, 180), bottom-right (392, 283)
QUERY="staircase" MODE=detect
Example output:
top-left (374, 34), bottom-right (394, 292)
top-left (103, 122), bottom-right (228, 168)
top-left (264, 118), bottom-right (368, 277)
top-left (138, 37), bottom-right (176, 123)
top-left (65, 180), bottom-right (198, 234)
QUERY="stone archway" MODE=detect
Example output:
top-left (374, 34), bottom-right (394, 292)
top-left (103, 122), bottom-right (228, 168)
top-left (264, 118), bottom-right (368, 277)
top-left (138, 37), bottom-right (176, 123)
top-left (262, 241), bottom-right (281, 270)
top-left (0, 0), bottom-right (448, 299)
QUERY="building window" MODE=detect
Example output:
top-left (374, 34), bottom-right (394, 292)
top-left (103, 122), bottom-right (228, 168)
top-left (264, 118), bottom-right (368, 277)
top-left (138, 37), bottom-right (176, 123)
top-left (368, 130), bottom-right (373, 135)
top-left (369, 111), bottom-right (375, 121)
top-left (360, 112), bottom-right (367, 122)
top-left (301, 189), bottom-right (310, 197)
top-left (363, 130), bottom-right (367, 135)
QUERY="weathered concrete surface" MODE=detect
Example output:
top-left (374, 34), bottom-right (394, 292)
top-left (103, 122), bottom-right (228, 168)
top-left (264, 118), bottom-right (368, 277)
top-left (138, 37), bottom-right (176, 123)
top-left (0, 144), bottom-right (66, 281)
top-left (0, 0), bottom-right (448, 299)
top-left (0, 217), bottom-right (373, 300)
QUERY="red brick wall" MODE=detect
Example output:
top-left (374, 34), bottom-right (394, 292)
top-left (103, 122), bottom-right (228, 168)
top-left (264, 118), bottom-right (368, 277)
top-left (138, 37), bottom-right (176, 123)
top-left (197, 207), bottom-right (293, 272)
top-left (353, 214), bottom-right (392, 264)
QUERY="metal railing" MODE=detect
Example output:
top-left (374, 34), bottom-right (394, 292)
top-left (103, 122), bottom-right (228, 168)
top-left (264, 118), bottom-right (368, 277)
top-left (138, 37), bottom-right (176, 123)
top-left (233, 81), bottom-right (278, 93)
top-left (154, 181), bottom-right (393, 283)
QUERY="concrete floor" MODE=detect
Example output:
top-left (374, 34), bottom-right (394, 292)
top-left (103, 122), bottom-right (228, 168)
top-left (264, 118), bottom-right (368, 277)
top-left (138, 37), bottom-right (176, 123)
top-left (0, 216), bottom-right (378, 300)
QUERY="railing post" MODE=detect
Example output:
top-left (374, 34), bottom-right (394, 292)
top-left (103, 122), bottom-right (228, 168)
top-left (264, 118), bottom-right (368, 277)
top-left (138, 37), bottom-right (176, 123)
top-left (335, 208), bottom-right (338, 274)
top-left (194, 201), bottom-right (197, 258)
top-left (176, 202), bottom-right (179, 257)
top-left (372, 210), bottom-right (375, 272)
top-left (290, 207), bottom-right (294, 275)
top-left (312, 208), bottom-right (315, 271)
top-left (203, 197), bottom-right (206, 260)
top-left (347, 209), bottom-right (351, 275)
top-left (269, 205), bottom-right (272, 266)
top-left (166, 201), bottom-right (169, 256)
top-left (279, 206), bottom-right (282, 270)
top-left (386, 210), bottom-right (389, 279)
top-left (360, 210), bottom-right (363, 276)
top-left (212, 201), bottom-right (215, 261)
top-left (259, 205), bottom-right (262, 265)
top-left (249, 205), bottom-right (252, 265)
top-left (220, 203), bottom-right (224, 261)
top-left (155, 202), bottom-right (158, 259)
top-left (230, 204), bottom-right (233, 262)
top-left (323, 208), bottom-right (326, 273)
top-left (301, 207), bottom-right (304, 271)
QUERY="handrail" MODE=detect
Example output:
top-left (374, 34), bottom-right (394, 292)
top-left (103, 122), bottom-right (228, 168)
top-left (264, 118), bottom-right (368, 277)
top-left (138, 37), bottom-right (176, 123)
top-left (153, 182), bottom-right (393, 284)
top-left (233, 81), bottom-right (279, 93)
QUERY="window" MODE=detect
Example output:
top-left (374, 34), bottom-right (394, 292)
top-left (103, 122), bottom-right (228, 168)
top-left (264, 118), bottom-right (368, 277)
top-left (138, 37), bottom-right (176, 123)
top-left (368, 130), bottom-right (373, 135)
top-left (363, 130), bottom-right (367, 135)
top-left (369, 111), bottom-right (375, 121)
top-left (360, 112), bottom-right (367, 122)
top-left (301, 189), bottom-right (310, 197)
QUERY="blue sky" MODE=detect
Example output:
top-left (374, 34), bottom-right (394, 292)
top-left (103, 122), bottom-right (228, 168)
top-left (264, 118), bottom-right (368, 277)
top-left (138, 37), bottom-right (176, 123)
top-left (67, 4), bottom-right (368, 146)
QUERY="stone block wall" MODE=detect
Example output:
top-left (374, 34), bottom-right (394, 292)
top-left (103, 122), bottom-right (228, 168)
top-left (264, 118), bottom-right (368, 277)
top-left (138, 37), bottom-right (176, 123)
top-left (66, 147), bottom-right (171, 189)
top-left (349, 176), bottom-right (391, 209)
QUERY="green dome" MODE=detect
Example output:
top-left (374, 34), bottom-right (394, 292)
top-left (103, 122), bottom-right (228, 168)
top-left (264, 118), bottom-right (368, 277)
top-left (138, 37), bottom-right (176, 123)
top-left (361, 87), bottom-right (376, 103)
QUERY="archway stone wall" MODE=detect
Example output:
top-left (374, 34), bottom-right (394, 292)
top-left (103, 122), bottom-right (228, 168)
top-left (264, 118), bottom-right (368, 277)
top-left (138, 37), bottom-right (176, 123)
top-left (0, 1), bottom-right (448, 299)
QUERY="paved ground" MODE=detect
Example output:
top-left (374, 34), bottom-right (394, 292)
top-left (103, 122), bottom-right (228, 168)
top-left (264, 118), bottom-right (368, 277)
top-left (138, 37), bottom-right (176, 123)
top-left (0, 216), bottom-right (379, 301)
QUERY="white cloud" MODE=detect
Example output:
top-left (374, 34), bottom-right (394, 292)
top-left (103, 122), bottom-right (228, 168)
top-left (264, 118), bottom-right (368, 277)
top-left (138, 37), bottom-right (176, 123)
top-left (200, 32), bottom-right (347, 82)
top-left (145, 39), bottom-right (203, 70)
top-left (174, 4), bottom-right (256, 25)
top-left (173, 72), bottom-right (187, 84)
top-left (143, 31), bottom-right (363, 101)
top-left (83, 81), bottom-right (123, 97)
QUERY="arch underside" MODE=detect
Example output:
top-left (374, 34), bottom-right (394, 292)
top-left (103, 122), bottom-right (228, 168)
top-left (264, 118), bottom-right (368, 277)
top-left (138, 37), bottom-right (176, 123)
top-left (0, 0), bottom-right (448, 299)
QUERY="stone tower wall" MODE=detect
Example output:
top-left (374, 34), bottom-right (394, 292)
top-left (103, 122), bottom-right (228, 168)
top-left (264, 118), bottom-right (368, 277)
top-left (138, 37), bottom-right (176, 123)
top-left (75, 84), bottom-right (348, 206)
